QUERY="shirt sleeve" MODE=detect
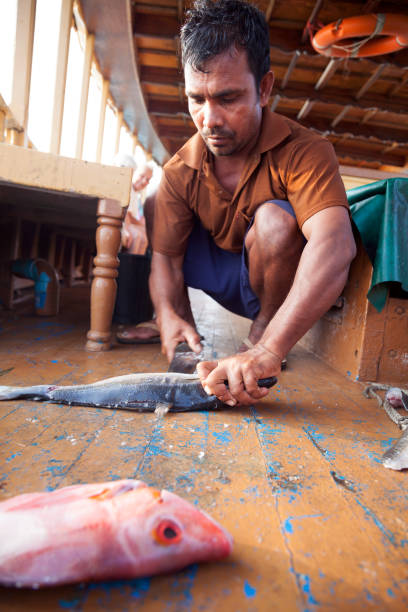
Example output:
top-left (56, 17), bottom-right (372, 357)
top-left (152, 162), bottom-right (196, 257)
top-left (285, 137), bottom-right (349, 229)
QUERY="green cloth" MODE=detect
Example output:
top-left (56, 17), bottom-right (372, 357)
top-left (347, 178), bottom-right (408, 312)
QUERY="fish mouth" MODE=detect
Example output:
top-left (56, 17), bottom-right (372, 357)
top-left (201, 509), bottom-right (233, 558)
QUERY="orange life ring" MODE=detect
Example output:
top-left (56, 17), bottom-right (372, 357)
top-left (312, 13), bottom-right (408, 58)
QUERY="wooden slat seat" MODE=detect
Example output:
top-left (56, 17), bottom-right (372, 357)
top-left (0, 142), bottom-right (132, 350)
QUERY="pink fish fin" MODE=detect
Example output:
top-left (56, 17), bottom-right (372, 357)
top-left (88, 480), bottom-right (147, 501)
top-left (0, 479), bottom-right (146, 512)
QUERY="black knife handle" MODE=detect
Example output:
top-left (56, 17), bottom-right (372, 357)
top-left (224, 376), bottom-right (277, 389)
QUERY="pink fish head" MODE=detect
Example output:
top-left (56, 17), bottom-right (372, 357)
top-left (0, 479), bottom-right (232, 587)
top-left (112, 483), bottom-right (233, 578)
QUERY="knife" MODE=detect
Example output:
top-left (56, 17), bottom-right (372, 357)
top-left (167, 341), bottom-right (203, 374)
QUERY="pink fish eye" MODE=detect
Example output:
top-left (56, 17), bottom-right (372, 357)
top-left (153, 519), bottom-right (182, 546)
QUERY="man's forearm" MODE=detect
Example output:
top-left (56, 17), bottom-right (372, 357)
top-left (260, 234), bottom-right (356, 358)
top-left (149, 251), bottom-right (186, 318)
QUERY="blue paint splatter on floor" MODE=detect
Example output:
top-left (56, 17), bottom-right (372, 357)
top-left (244, 580), bottom-right (256, 598)
top-left (59, 598), bottom-right (82, 609)
top-left (354, 498), bottom-right (396, 545)
top-left (298, 573), bottom-right (319, 606)
top-left (212, 429), bottom-right (232, 446)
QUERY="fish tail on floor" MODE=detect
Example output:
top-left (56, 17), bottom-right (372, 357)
top-left (0, 385), bottom-right (51, 401)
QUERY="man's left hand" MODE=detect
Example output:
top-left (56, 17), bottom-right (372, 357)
top-left (196, 345), bottom-right (281, 406)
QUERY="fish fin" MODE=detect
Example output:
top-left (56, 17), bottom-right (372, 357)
top-left (0, 367), bottom-right (14, 378)
top-left (89, 480), bottom-right (147, 500)
top-left (154, 402), bottom-right (172, 417)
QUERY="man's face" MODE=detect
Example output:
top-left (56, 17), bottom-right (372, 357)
top-left (185, 47), bottom-right (272, 157)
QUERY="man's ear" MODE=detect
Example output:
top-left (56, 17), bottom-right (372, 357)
top-left (259, 71), bottom-right (274, 107)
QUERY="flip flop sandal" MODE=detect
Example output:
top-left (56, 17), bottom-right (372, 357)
top-left (116, 321), bottom-right (161, 344)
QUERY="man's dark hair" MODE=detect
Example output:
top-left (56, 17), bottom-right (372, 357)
top-left (180, 0), bottom-right (271, 88)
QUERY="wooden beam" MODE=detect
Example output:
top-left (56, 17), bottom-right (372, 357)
top-left (75, 33), bottom-right (94, 159)
top-left (388, 70), bottom-right (408, 97)
top-left (148, 97), bottom-right (408, 147)
top-left (115, 110), bottom-right (123, 156)
top-left (272, 81), bottom-right (407, 116)
top-left (135, 14), bottom-right (408, 68)
top-left (301, 0), bottom-right (325, 43)
top-left (177, 0), bottom-right (183, 22)
top-left (362, 0), bottom-right (382, 12)
top-left (280, 50), bottom-right (300, 90)
top-left (361, 108), bottom-right (378, 124)
top-left (0, 141), bottom-right (132, 206)
top-left (355, 63), bottom-right (387, 100)
top-left (154, 125), bottom-right (195, 139)
top-left (0, 96), bottom-right (7, 143)
top-left (332, 141), bottom-right (405, 166)
top-left (96, 78), bottom-right (109, 163)
top-left (297, 100), bottom-right (315, 120)
top-left (270, 94), bottom-right (281, 112)
top-left (148, 98), bottom-right (188, 115)
top-left (265, 0), bottom-right (276, 23)
top-left (339, 164), bottom-right (406, 181)
top-left (50, 0), bottom-right (73, 154)
top-left (10, 0), bottom-right (36, 140)
top-left (291, 113), bottom-right (408, 146)
top-left (137, 50), bottom-right (178, 69)
top-left (0, 110), bottom-right (5, 143)
top-left (331, 104), bottom-right (351, 128)
top-left (141, 63), bottom-right (408, 118)
top-left (315, 58), bottom-right (339, 91)
top-left (383, 142), bottom-right (399, 154)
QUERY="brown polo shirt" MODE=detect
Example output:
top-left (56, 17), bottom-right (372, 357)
top-left (152, 109), bottom-right (348, 256)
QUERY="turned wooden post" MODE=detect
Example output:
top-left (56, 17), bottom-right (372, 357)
top-left (86, 198), bottom-right (125, 351)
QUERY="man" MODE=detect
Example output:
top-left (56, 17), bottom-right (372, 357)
top-left (126, 0), bottom-right (356, 407)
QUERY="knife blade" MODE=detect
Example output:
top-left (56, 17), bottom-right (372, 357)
top-left (167, 341), bottom-right (203, 374)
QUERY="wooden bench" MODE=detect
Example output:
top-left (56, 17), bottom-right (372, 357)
top-left (0, 142), bottom-right (132, 351)
top-left (300, 236), bottom-right (408, 385)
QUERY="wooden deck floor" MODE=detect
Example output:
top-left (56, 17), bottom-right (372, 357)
top-left (0, 287), bottom-right (407, 611)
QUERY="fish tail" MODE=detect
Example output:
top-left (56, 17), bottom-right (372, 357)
top-left (0, 385), bottom-right (51, 401)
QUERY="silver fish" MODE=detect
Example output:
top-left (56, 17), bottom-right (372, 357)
top-left (364, 384), bottom-right (408, 470)
top-left (382, 388), bottom-right (408, 470)
top-left (0, 372), bottom-right (277, 413)
top-left (382, 427), bottom-right (408, 471)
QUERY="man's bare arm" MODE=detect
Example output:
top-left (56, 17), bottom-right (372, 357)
top-left (259, 206), bottom-right (356, 358)
top-left (198, 206), bottom-right (356, 405)
top-left (149, 251), bottom-right (203, 362)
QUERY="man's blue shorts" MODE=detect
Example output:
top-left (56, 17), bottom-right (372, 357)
top-left (182, 200), bottom-right (296, 320)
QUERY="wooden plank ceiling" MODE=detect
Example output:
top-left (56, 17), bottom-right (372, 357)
top-left (132, 0), bottom-right (408, 170)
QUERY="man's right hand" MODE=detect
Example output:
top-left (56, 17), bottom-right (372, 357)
top-left (158, 312), bottom-right (203, 363)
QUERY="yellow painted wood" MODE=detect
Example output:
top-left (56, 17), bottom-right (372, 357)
top-left (75, 33), bottom-right (94, 159)
top-left (0, 287), bottom-right (407, 610)
top-left (138, 50), bottom-right (179, 69)
top-left (0, 142), bottom-right (132, 206)
top-left (96, 79), bottom-right (109, 162)
top-left (10, 0), bottom-right (36, 141)
top-left (340, 164), bottom-right (407, 191)
top-left (115, 110), bottom-right (124, 157)
top-left (50, 0), bottom-right (74, 154)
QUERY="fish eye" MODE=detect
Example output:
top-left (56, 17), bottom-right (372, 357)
top-left (153, 519), bottom-right (182, 546)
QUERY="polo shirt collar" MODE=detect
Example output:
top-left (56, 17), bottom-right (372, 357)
top-left (176, 108), bottom-right (291, 170)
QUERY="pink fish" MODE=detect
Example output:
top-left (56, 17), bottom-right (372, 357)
top-left (0, 479), bottom-right (232, 588)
